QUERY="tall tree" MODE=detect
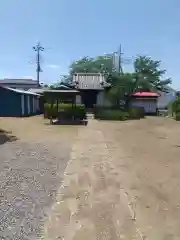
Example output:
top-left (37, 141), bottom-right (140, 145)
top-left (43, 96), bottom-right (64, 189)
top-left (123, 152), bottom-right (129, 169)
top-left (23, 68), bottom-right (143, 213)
top-left (134, 56), bottom-right (171, 91)
top-left (60, 55), bottom-right (114, 84)
top-left (57, 54), bottom-right (171, 105)
top-left (69, 55), bottom-right (114, 75)
top-left (106, 73), bottom-right (135, 106)
top-left (106, 56), bottom-right (171, 106)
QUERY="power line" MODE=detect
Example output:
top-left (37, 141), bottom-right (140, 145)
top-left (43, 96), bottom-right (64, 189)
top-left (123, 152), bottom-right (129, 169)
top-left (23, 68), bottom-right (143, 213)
top-left (33, 42), bottom-right (44, 86)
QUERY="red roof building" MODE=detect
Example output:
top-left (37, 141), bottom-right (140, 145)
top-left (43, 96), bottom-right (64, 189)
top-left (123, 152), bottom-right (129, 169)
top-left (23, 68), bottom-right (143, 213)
top-left (130, 91), bottom-right (160, 114)
top-left (131, 92), bottom-right (160, 97)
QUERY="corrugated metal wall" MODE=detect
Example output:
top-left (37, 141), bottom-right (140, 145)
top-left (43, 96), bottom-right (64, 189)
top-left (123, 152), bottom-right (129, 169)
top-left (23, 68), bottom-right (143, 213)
top-left (130, 98), bottom-right (157, 113)
top-left (0, 88), bottom-right (21, 117)
top-left (0, 87), bottom-right (40, 117)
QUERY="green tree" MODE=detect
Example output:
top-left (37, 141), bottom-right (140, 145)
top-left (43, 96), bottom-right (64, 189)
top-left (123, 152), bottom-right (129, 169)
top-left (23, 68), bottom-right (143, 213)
top-left (69, 55), bottom-right (114, 75)
top-left (57, 54), bottom-right (171, 106)
top-left (61, 55), bottom-right (114, 84)
top-left (134, 55), bottom-right (171, 91)
top-left (106, 73), bottom-right (136, 106)
top-left (106, 56), bottom-right (171, 106)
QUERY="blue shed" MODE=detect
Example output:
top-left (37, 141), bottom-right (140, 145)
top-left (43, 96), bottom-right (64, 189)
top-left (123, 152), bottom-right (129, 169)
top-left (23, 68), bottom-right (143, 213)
top-left (0, 86), bottom-right (40, 117)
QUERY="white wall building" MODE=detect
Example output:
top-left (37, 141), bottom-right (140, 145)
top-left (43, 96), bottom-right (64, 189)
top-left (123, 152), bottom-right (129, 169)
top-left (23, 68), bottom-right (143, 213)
top-left (73, 73), bottom-right (111, 107)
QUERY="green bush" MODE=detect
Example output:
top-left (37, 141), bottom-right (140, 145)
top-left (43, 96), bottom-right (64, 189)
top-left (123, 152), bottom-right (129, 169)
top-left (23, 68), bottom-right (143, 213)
top-left (128, 107), bottom-right (145, 119)
top-left (175, 112), bottom-right (180, 121)
top-left (167, 100), bottom-right (174, 116)
top-left (93, 105), bottom-right (123, 113)
top-left (169, 98), bottom-right (180, 119)
top-left (44, 103), bottom-right (57, 118)
top-left (94, 106), bottom-right (144, 121)
top-left (71, 105), bottom-right (87, 120)
top-left (94, 109), bottom-right (129, 121)
top-left (44, 103), bottom-right (86, 120)
top-left (173, 99), bottom-right (180, 112)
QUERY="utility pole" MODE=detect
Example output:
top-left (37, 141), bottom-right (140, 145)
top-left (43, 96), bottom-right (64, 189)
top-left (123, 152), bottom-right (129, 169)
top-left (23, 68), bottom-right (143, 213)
top-left (33, 42), bottom-right (44, 86)
top-left (118, 44), bottom-right (123, 74)
top-left (112, 44), bottom-right (124, 74)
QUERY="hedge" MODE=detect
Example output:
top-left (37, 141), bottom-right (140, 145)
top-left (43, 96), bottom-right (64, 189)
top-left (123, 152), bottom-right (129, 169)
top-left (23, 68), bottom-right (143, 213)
top-left (44, 103), bottom-right (86, 120)
top-left (93, 106), bottom-right (124, 116)
top-left (94, 106), bottom-right (144, 121)
top-left (94, 109), bottom-right (129, 121)
top-left (128, 107), bottom-right (145, 119)
top-left (175, 112), bottom-right (180, 121)
top-left (168, 98), bottom-right (180, 121)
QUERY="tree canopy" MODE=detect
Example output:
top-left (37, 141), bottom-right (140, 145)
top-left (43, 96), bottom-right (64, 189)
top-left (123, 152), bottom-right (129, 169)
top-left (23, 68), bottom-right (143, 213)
top-left (55, 55), bottom-right (114, 86)
top-left (107, 56), bottom-right (171, 105)
top-left (69, 55), bottom-right (114, 75)
top-left (66, 54), bottom-right (171, 88)
top-left (134, 56), bottom-right (171, 92)
top-left (52, 53), bottom-right (171, 106)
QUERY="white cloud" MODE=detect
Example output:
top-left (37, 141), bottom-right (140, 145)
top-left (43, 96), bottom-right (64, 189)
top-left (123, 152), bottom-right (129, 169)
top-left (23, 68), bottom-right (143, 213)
top-left (46, 64), bottom-right (59, 69)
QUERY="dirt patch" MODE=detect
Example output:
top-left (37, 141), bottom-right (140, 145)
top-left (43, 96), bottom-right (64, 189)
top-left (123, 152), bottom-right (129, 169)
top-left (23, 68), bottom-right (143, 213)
top-left (3, 116), bottom-right (180, 239)
top-left (0, 129), bottom-right (17, 145)
top-left (44, 120), bottom-right (140, 240)
top-left (100, 117), bottom-right (180, 238)
top-left (0, 115), bottom-right (78, 142)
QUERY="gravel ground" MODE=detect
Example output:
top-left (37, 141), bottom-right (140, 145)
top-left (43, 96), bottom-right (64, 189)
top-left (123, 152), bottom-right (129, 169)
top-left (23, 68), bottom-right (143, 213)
top-left (0, 117), bottom-right (77, 240)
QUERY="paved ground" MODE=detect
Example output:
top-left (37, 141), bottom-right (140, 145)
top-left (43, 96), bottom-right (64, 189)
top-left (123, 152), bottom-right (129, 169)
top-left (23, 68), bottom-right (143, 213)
top-left (0, 116), bottom-right (78, 239)
top-left (1, 116), bottom-right (180, 239)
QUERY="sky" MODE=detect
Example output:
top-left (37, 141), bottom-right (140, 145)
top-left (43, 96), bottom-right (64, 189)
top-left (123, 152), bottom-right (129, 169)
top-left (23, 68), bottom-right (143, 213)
top-left (0, 0), bottom-right (180, 87)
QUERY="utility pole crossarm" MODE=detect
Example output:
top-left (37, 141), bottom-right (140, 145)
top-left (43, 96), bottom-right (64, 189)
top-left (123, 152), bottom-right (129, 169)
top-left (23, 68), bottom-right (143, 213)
top-left (33, 42), bottom-right (44, 86)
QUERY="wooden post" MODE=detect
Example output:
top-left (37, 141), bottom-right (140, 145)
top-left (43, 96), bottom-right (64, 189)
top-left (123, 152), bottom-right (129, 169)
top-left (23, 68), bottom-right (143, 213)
top-left (72, 95), bottom-right (74, 120)
top-left (57, 98), bottom-right (58, 119)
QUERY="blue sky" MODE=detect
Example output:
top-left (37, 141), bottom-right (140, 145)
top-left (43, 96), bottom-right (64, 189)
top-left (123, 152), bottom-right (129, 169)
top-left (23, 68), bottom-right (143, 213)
top-left (0, 0), bottom-right (180, 87)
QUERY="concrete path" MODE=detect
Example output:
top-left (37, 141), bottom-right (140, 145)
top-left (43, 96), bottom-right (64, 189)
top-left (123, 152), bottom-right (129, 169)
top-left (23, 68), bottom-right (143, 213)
top-left (43, 120), bottom-right (143, 240)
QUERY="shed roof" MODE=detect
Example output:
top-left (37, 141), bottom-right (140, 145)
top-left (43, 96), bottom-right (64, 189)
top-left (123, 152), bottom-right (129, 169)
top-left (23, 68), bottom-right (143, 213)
top-left (28, 88), bottom-right (45, 94)
top-left (56, 83), bottom-right (72, 89)
top-left (1, 86), bottom-right (40, 96)
top-left (0, 78), bottom-right (38, 85)
top-left (43, 89), bottom-right (79, 93)
top-left (73, 73), bottom-right (110, 90)
top-left (131, 92), bottom-right (160, 97)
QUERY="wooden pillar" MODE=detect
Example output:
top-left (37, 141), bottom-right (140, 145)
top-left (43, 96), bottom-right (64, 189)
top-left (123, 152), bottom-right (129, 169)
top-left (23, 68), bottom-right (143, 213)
top-left (57, 98), bottom-right (58, 118)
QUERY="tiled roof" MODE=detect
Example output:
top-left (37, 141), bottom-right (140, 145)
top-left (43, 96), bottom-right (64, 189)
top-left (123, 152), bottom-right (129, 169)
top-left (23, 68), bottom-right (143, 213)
top-left (131, 92), bottom-right (160, 97)
top-left (73, 73), bottom-right (110, 90)
top-left (0, 79), bottom-right (38, 85)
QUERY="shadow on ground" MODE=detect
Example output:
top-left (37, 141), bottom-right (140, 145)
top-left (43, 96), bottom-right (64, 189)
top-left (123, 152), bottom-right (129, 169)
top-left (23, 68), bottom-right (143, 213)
top-left (0, 129), bottom-right (18, 145)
